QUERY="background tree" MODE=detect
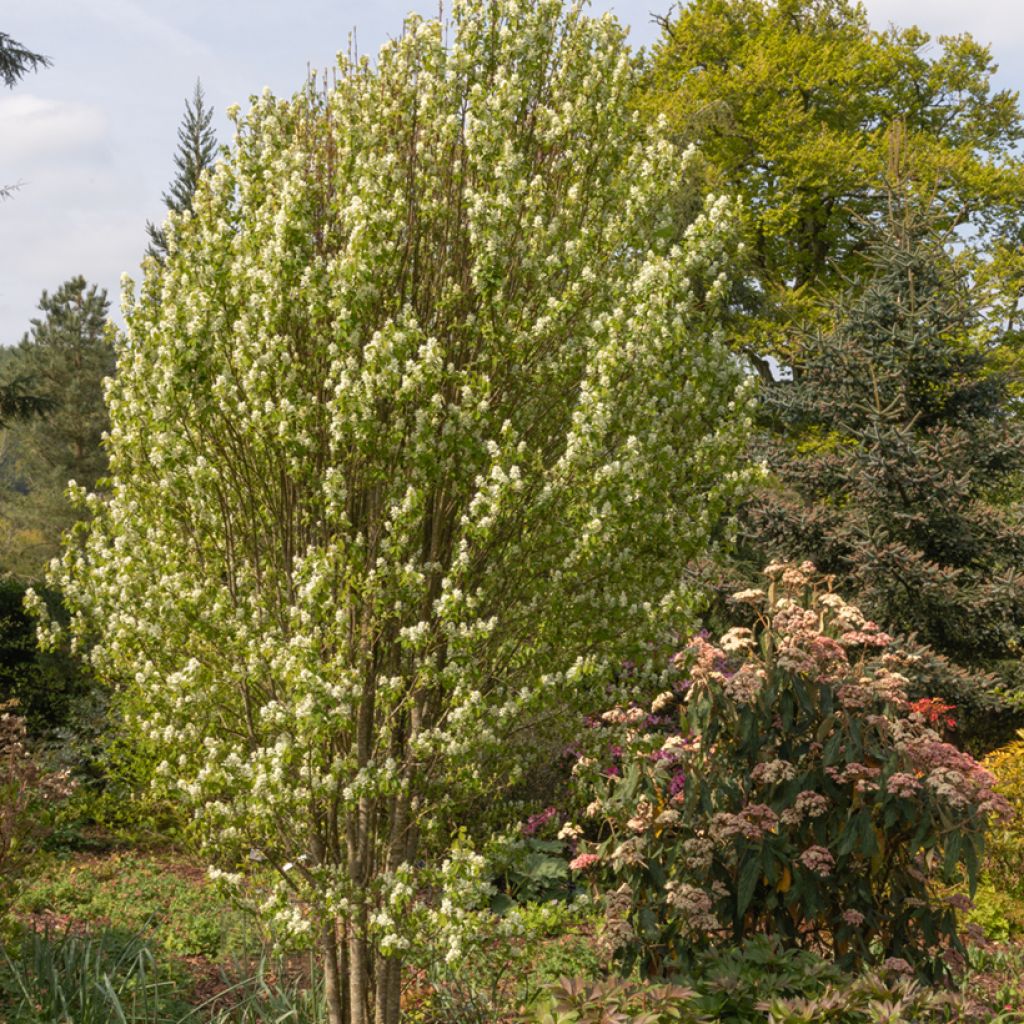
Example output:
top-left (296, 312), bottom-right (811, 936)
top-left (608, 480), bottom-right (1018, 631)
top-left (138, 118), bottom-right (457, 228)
top-left (44, 2), bottom-right (754, 1021)
top-left (742, 205), bottom-right (1024, 744)
top-left (1, 30), bottom-right (53, 423)
top-left (0, 277), bottom-right (115, 576)
top-left (1, 30), bottom-right (51, 201)
top-left (145, 79), bottom-right (218, 260)
top-left (642, 0), bottom-right (1024, 359)
top-left (0, 31), bottom-right (49, 87)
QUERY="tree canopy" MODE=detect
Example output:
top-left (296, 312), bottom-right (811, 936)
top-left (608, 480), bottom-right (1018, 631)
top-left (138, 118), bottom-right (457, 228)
top-left (45, 3), bottom-right (755, 1022)
top-left (642, 0), bottom-right (1024, 356)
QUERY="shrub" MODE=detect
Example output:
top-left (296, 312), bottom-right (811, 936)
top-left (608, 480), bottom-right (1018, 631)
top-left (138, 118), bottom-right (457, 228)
top-left (980, 733), bottom-right (1024, 897)
top-left (0, 702), bottom-right (73, 915)
top-left (0, 582), bottom-right (92, 738)
top-left (567, 564), bottom-right (1009, 979)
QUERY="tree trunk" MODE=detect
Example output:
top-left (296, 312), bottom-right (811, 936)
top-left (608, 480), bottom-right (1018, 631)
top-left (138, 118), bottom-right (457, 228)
top-left (347, 908), bottom-right (371, 1024)
top-left (374, 955), bottom-right (401, 1024)
top-left (321, 918), bottom-right (347, 1024)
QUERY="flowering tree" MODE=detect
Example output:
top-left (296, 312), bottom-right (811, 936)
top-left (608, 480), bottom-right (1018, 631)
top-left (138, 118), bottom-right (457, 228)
top-left (40, 2), bottom-right (752, 1022)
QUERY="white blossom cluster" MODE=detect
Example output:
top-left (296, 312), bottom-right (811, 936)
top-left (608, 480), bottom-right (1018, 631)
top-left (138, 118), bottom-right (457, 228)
top-left (42, 0), bottom-right (754, 964)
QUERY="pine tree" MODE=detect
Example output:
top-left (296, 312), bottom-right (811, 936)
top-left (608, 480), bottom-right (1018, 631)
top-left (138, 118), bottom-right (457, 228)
top-left (1, 31), bottom-right (51, 201)
top-left (743, 208), bottom-right (1024, 742)
top-left (0, 277), bottom-right (115, 575)
top-left (145, 80), bottom-right (218, 260)
top-left (0, 31), bottom-right (49, 87)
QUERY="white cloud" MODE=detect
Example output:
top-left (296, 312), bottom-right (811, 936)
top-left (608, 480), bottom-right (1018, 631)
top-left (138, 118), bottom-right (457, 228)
top-left (0, 95), bottom-right (108, 163)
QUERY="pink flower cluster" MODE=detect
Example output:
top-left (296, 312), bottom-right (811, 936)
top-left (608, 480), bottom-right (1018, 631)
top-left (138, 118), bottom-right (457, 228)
top-left (799, 845), bottom-right (835, 877)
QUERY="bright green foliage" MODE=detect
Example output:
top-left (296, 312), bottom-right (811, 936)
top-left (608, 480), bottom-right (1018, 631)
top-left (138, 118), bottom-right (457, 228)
top-left (15, 851), bottom-right (247, 958)
top-left (568, 565), bottom-right (1007, 979)
top-left (145, 80), bottom-right (218, 261)
top-left (0, 277), bottom-right (115, 577)
top-left (642, 0), bottom-right (1024, 355)
top-left (42, 2), bottom-right (754, 1021)
top-left (967, 883), bottom-right (1024, 942)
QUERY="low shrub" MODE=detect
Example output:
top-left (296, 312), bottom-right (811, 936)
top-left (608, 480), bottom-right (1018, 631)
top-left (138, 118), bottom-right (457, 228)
top-left (567, 563), bottom-right (1009, 979)
top-left (0, 702), bottom-right (74, 916)
top-left (981, 733), bottom-right (1024, 897)
top-left (522, 953), bottom-right (964, 1024)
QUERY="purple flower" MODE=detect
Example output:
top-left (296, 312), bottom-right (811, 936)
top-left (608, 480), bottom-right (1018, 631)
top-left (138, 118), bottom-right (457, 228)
top-left (522, 805), bottom-right (558, 837)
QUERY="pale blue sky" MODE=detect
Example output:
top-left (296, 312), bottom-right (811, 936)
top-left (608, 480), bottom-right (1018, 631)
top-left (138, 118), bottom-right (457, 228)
top-left (2, 0), bottom-right (1021, 344)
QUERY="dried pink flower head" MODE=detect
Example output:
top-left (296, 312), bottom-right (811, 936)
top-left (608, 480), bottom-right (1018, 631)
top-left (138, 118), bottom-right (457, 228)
top-left (799, 845), bottom-right (835, 877)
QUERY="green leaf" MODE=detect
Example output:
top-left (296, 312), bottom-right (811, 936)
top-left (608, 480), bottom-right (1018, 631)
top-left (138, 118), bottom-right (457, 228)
top-left (736, 856), bottom-right (762, 918)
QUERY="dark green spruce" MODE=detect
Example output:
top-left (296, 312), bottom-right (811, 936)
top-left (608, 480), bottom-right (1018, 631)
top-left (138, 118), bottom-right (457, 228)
top-left (742, 210), bottom-right (1024, 745)
top-left (146, 79), bottom-right (218, 260)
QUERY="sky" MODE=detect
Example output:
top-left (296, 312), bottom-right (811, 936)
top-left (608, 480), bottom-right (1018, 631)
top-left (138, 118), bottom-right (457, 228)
top-left (2, 0), bottom-right (1023, 345)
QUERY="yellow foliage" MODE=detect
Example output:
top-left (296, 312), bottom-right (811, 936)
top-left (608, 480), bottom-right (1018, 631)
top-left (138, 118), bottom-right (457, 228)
top-left (982, 734), bottom-right (1024, 896)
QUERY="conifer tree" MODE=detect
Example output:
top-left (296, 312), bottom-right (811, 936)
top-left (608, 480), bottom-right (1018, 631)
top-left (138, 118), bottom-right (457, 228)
top-left (0, 31), bottom-right (49, 87)
top-left (0, 277), bottom-right (115, 575)
top-left (145, 80), bottom-right (218, 260)
top-left (744, 208), bottom-right (1024, 740)
top-left (1, 31), bottom-right (51, 202)
top-left (0, 25), bottom-right (55, 441)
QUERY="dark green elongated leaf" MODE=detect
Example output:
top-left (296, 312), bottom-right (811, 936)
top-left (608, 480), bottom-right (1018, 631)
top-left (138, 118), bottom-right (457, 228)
top-left (737, 856), bottom-right (762, 918)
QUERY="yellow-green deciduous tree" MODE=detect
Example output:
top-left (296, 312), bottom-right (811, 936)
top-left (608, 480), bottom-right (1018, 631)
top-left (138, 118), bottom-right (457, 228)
top-left (643, 0), bottom-right (1024, 359)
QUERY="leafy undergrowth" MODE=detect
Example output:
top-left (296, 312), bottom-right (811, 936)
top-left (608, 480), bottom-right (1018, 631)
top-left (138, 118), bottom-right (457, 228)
top-left (3, 848), bottom-right (1024, 1022)
top-left (13, 849), bottom-right (249, 958)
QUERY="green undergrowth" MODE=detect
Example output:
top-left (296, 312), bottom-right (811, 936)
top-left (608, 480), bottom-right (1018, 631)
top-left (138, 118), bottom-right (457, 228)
top-left (13, 850), bottom-right (250, 959)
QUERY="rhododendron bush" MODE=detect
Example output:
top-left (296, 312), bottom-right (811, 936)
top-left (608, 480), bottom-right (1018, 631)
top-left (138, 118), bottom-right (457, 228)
top-left (34, 2), bottom-right (753, 1022)
top-left (568, 564), bottom-right (1010, 980)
